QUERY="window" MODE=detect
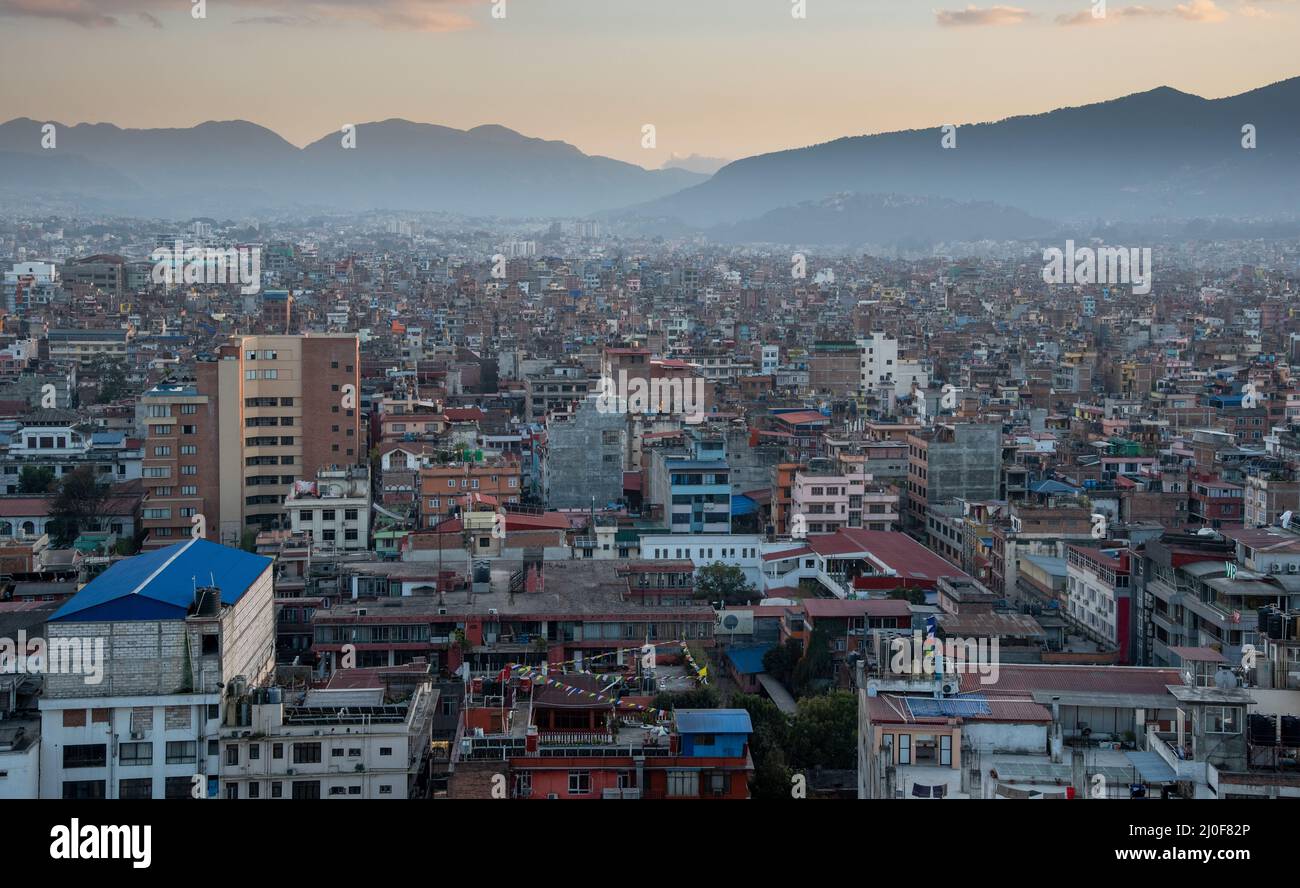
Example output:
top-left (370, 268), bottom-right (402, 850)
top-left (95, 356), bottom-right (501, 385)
top-left (1206, 706), bottom-right (1241, 734)
top-left (226, 745), bottom-right (240, 766)
top-left (248, 782), bottom-right (261, 799)
top-left (119, 778), bottom-right (152, 799)
top-left (63, 744), bottom-right (107, 769)
top-left (63, 780), bottom-right (106, 800)
top-left (271, 782), bottom-right (283, 798)
top-left (165, 776), bottom-right (195, 800)
top-left (666, 770), bottom-right (699, 798)
top-left (292, 742), bottom-right (322, 764)
top-left (292, 781), bottom-right (321, 800)
top-left (119, 742), bottom-right (152, 766)
top-left (567, 771), bottom-right (591, 795)
top-left (166, 741), bottom-right (197, 764)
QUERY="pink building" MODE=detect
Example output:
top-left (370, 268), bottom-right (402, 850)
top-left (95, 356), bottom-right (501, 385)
top-left (791, 459), bottom-right (899, 534)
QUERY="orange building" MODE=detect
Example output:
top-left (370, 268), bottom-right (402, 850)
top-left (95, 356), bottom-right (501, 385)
top-left (418, 458), bottom-right (522, 528)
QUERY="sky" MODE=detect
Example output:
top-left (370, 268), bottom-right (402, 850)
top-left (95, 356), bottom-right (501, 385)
top-left (1, 0), bottom-right (1298, 168)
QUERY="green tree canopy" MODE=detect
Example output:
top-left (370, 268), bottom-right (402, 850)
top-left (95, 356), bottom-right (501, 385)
top-left (17, 465), bottom-right (55, 494)
top-left (694, 561), bottom-right (759, 606)
top-left (788, 691), bottom-right (857, 771)
top-left (46, 466), bottom-right (111, 546)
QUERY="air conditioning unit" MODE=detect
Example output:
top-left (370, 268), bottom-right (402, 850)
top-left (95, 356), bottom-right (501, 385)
top-left (1288, 564), bottom-right (1297, 575)
top-left (1270, 564), bottom-right (1282, 574)
top-left (546, 793), bottom-right (558, 800)
top-left (129, 731), bottom-right (145, 741)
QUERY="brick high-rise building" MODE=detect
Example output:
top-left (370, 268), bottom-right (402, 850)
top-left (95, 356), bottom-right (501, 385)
top-left (140, 334), bottom-right (362, 547)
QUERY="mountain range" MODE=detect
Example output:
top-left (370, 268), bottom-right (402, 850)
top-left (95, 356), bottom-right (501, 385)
top-left (3, 75), bottom-right (1299, 243)
top-left (630, 77), bottom-right (1300, 234)
top-left (0, 118), bottom-right (704, 218)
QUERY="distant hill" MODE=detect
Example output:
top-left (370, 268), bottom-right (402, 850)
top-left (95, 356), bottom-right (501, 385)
top-left (629, 77), bottom-right (1300, 229)
top-left (708, 192), bottom-right (1054, 247)
top-left (0, 118), bottom-right (706, 218)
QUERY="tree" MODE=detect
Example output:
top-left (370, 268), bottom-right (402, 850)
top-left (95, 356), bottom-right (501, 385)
top-left (91, 358), bottom-right (129, 405)
top-left (887, 585), bottom-right (927, 606)
top-left (652, 686), bottom-right (720, 712)
top-left (788, 691), bottom-right (857, 771)
top-left (792, 627), bottom-right (834, 697)
top-left (47, 467), bottom-right (111, 546)
top-left (17, 466), bottom-right (55, 493)
top-left (695, 561), bottom-right (759, 606)
top-left (733, 692), bottom-right (794, 799)
top-left (762, 639), bottom-right (803, 687)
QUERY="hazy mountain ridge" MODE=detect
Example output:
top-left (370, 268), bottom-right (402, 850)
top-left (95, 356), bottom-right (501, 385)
top-left (0, 118), bottom-right (706, 219)
top-left (628, 77), bottom-right (1300, 229)
top-left (707, 192), bottom-right (1056, 247)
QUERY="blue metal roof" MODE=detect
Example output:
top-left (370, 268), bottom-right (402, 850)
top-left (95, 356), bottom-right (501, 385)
top-left (50, 539), bottom-right (271, 623)
top-left (724, 644), bottom-right (772, 675)
top-left (674, 709), bottom-right (754, 736)
top-left (1124, 751), bottom-right (1178, 783)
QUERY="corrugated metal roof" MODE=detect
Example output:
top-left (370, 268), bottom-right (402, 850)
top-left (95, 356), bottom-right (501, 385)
top-left (1124, 751), bottom-right (1177, 783)
top-left (724, 644), bottom-right (772, 675)
top-left (674, 709), bottom-right (753, 735)
top-left (50, 539), bottom-right (271, 623)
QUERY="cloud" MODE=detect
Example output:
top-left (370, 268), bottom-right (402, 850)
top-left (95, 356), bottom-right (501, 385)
top-left (0, 0), bottom-right (484, 31)
top-left (1056, 0), bottom-right (1245, 23)
top-left (1056, 5), bottom-right (1170, 24)
top-left (1174, 0), bottom-right (1229, 19)
top-left (935, 5), bottom-right (1032, 26)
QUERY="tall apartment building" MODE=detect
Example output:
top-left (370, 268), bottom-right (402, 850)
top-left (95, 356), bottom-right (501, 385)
top-left (858, 333), bottom-right (928, 396)
top-left (904, 424), bottom-right (1001, 535)
top-left (140, 334), bottom-right (362, 547)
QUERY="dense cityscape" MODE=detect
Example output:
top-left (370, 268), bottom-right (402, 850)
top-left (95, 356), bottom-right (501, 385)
top-left (0, 7), bottom-right (1297, 861)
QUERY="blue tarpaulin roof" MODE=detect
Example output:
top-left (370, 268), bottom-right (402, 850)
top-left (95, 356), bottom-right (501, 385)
top-left (725, 644), bottom-right (773, 675)
top-left (731, 494), bottom-right (757, 517)
top-left (674, 709), bottom-right (754, 736)
top-left (51, 538), bottom-right (271, 623)
top-left (1029, 479), bottom-right (1080, 495)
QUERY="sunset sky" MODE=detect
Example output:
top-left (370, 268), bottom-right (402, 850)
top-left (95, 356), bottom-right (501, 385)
top-left (1, 0), bottom-right (1298, 167)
